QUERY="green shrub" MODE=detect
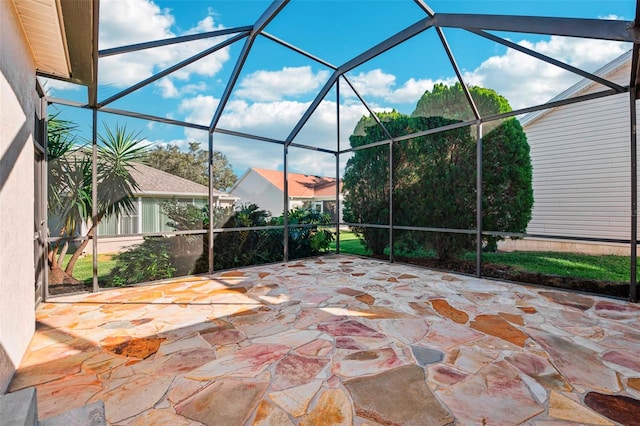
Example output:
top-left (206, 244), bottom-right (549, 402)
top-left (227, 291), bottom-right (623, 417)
top-left (274, 208), bottom-right (334, 259)
top-left (343, 84), bottom-right (533, 261)
top-left (107, 203), bottom-right (336, 285)
top-left (107, 237), bottom-right (176, 286)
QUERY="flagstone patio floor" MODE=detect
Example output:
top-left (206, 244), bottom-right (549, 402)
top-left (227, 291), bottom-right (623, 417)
top-left (8, 255), bottom-right (640, 425)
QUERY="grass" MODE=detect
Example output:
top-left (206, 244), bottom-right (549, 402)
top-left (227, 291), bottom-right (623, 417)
top-left (331, 232), bottom-right (434, 258)
top-left (332, 231), bottom-right (631, 283)
top-left (66, 233), bottom-right (631, 285)
top-left (331, 231), bottom-right (369, 256)
top-left (61, 253), bottom-right (117, 284)
top-left (476, 251), bottom-right (630, 283)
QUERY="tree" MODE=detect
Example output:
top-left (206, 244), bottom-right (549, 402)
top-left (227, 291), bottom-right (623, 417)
top-left (145, 142), bottom-right (237, 190)
top-left (413, 84), bottom-right (533, 254)
top-left (47, 116), bottom-right (89, 282)
top-left (342, 112), bottom-right (402, 254)
top-left (393, 116), bottom-right (478, 260)
top-left (342, 84), bottom-right (533, 260)
top-left (413, 82), bottom-right (511, 121)
top-left (47, 121), bottom-right (149, 284)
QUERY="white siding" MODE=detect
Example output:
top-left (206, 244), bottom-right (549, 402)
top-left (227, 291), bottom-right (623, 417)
top-left (0, 0), bottom-right (37, 392)
top-left (230, 171), bottom-right (285, 217)
top-left (523, 64), bottom-right (638, 241)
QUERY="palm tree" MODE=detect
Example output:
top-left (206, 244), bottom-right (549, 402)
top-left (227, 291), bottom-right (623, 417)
top-left (47, 120), bottom-right (148, 284)
top-left (47, 116), bottom-right (90, 283)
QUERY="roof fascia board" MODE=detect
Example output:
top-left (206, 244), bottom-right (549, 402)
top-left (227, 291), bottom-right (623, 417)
top-left (59, 0), bottom-right (94, 85)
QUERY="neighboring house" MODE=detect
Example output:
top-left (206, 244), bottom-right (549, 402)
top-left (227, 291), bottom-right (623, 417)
top-left (505, 50), bottom-right (634, 255)
top-left (230, 168), bottom-right (343, 222)
top-left (98, 163), bottom-right (237, 236)
top-left (90, 163), bottom-right (237, 253)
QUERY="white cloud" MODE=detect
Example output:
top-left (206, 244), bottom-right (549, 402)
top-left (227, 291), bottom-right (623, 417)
top-left (179, 94), bottom-right (219, 126)
top-left (155, 78), bottom-right (179, 98)
top-left (98, 0), bottom-right (231, 92)
top-left (155, 78), bottom-right (208, 98)
top-left (345, 69), bottom-right (456, 105)
top-left (177, 94), bottom-right (369, 176)
top-left (462, 36), bottom-right (630, 109)
top-left (347, 69), bottom-right (396, 98)
top-left (287, 149), bottom-right (336, 176)
top-left (235, 66), bottom-right (331, 101)
top-left (146, 137), bottom-right (191, 151)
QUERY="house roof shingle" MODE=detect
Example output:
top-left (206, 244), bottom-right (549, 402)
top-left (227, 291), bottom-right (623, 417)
top-left (251, 168), bottom-right (342, 198)
top-left (129, 163), bottom-right (234, 198)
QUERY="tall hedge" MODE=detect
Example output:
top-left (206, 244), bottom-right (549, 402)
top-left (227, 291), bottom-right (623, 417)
top-left (342, 84), bottom-right (533, 260)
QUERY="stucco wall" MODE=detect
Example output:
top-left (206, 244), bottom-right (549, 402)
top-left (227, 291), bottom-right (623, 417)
top-left (230, 170), bottom-right (285, 217)
top-left (0, 0), bottom-right (37, 393)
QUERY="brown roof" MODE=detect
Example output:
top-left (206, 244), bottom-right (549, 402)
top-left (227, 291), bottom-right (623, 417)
top-left (129, 163), bottom-right (233, 198)
top-left (252, 168), bottom-right (342, 198)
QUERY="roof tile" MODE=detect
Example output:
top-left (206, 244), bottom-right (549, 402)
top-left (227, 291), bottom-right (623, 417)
top-left (252, 168), bottom-right (342, 197)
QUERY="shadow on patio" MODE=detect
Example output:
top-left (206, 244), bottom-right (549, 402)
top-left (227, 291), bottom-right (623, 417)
top-left (9, 255), bottom-right (640, 425)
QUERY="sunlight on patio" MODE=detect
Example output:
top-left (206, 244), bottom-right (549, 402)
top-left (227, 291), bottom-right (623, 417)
top-left (10, 255), bottom-right (640, 425)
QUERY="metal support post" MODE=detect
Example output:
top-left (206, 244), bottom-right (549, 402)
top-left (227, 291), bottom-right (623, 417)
top-left (42, 97), bottom-right (49, 302)
top-left (283, 146), bottom-right (289, 262)
top-left (92, 109), bottom-right (99, 292)
top-left (208, 132), bottom-right (215, 274)
top-left (631, 91), bottom-right (638, 302)
top-left (335, 81), bottom-right (341, 253)
top-left (389, 140), bottom-right (394, 263)
top-left (476, 123), bottom-right (483, 278)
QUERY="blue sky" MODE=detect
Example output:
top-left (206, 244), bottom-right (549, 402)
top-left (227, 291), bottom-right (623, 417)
top-left (45, 0), bottom-right (636, 178)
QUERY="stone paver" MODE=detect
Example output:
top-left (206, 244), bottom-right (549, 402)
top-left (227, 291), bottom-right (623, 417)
top-left (7, 255), bottom-right (640, 425)
top-left (548, 391), bottom-right (614, 425)
top-left (345, 364), bottom-right (453, 425)
top-left (176, 379), bottom-right (269, 425)
top-left (585, 392), bottom-right (640, 425)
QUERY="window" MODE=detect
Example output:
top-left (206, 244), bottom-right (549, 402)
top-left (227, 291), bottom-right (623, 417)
top-left (97, 198), bottom-right (139, 236)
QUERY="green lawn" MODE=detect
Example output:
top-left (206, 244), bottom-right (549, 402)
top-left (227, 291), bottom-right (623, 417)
top-left (62, 253), bottom-right (117, 284)
top-left (332, 231), bottom-right (631, 283)
top-left (476, 251), bottom-right (630, 282)
top-left (331, 231), bottom-right (369, 256)
top-left (66, 233), bottom-right (631, 285)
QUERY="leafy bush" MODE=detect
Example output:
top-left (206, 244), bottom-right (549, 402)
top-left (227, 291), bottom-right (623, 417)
top-left (343, 84), bottom-right (533, 260)
top-left (107, 237), bottom-right (176, 286)
top-left (274, 208), bottom-right (334, 259)
top-left (209, 204), bottom-right (282, 271)
top-left (107, 202), bottom-right (335, 286)
top-left (210, 204), bottom-right (334, 269)
top-left (343, 112), bottom-right (399, 255)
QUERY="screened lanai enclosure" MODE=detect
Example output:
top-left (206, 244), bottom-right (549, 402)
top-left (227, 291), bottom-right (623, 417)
top-left (42, 0), bottom-right (640, 303)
